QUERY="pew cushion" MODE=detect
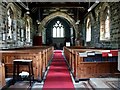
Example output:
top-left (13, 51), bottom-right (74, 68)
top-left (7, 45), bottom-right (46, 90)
top-left (87, 52), bottom-right (95, 56)
top-left (79, 52), bottom-right (87, 57)
top-left (110, 50), bottom-right (118, 56)
top-left (102, 52), bottom-right (108, 57)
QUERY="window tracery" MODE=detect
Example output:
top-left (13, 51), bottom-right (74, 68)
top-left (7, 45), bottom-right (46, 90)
top-left (53, 21), bottom-right (64, 38)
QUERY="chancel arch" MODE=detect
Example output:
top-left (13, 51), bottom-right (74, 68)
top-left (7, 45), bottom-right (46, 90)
top-left (40, 11), bottom-right (78, 38)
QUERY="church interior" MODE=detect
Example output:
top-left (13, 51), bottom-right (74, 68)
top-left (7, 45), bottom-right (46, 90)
top-left (0, 0), bottom-right (120, 89)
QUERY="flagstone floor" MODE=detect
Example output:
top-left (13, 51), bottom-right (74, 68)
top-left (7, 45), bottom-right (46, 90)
top-left (5, 67), bottom-right (120, 90)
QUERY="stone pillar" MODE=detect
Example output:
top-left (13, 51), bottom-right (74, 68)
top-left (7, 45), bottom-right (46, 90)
top-left (42, 28), bottom-right (46, 44)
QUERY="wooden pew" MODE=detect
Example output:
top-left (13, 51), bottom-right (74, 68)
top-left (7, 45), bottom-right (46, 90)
top-left (63, 47), bottom-right (72, 69)
top-left (1, 46), bottom-right (54, 82)
top-left (64, 46), bottom-right (96, 72)
top-left (75, 52), bottom-right (118, 80)
top-left (63, 46), bottom-right (119, 82)
top-left (0, 63), bottom-right (5, 89)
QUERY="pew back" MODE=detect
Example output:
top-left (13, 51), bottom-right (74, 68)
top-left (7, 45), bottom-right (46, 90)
top-left (64, 46), bottom-right (119, 81)
top-left (0, 46), bottom-right (54, 81)
top-left (0, 63), bottom-right (5, 89)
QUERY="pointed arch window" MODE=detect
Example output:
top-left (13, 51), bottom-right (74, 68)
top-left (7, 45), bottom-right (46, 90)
top-left (100, 6), bottom-right (110, 41)
top-left (53, 21), bottom-right (64, 38)
top-left (104, 9), bottom-right (110, 39)
top-left (7, 8), bottom-right (13, 40)
top-left (26, 17), bottom-right (31, 42)
top-left (86, 17), bottom-right (91, 42)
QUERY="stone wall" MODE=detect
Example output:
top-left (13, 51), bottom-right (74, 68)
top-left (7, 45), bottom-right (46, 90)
top-left (0, 2), bottom-right (34, 49)
top-left (0, 2), bottom-right (7, 49)
top-left (82, 2), bottom-right (120, 49)
top-left (110, 2), bottom-right (120, 49)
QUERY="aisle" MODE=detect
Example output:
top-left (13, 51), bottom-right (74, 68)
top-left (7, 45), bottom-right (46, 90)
top-left (43, 50), bottom-right (75, 90)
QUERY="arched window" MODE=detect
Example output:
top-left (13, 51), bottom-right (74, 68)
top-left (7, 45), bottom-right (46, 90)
top-left (86, 17), bottom-right (91, 42)
top-left (53, 21), bottom-right (64, 38)
top-left (7, 8), bottom-right (13, 40)
top-left (26, 17), bottom-right (30, 42)
top-left (104, 9), bottom-right (110, 39)
top-left (100, 5), bottom-right (110, 41)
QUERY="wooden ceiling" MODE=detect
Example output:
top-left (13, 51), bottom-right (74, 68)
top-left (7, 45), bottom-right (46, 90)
top-left (17, 2), bottom-right (95, 22)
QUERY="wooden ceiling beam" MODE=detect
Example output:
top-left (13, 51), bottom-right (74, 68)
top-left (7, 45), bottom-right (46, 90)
top-left (29, 3), bottom-right (87, 9)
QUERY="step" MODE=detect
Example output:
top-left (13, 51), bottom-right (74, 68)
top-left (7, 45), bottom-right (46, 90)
top-left (89, 78), bottom-right (120, 89)
top-left (89, 78), bottom-right (110, 89)
top-left (74, 81), bottom-right (93, 89)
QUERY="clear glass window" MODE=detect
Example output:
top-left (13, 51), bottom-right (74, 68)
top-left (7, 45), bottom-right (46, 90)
top-left (52, 20), bottom-right (64, 38)
top-left (86, 17), bottom-right (91, 42)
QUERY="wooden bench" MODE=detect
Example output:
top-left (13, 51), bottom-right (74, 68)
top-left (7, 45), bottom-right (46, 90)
top-left (63, 46), bottom-right (119, 82)
top-left (0, 46), bottom-right (54, 82)
top-left (0, 63), bottom-right (5, 89)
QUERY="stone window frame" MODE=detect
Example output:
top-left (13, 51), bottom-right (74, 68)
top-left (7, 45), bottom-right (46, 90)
top-left (6, 3), bottom-right (16, 41)
top-left (7, 7), bottom-right (13, 40)
top-left (24, 14), bottom-right (32, 43)
top-left (100, 3), bottom-right (110, 41)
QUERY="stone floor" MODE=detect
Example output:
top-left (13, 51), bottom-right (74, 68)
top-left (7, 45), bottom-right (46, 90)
top-left (71, 73), bottom-right (120, 89)
top-left (3, 61), bottom-right (120, 90)
top-left (89, 78), bottom-right (120, 89)
top-left (4, 72), bottom-right (120, 90)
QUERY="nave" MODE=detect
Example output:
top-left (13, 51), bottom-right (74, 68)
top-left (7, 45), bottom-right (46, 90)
top-left (1, 50), bottom-right (75, 89)
top-left (0, 1), bottom-right (120, 90)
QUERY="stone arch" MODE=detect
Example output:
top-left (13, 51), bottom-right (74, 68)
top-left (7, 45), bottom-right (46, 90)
top-left (40, 11), bottom-right (78, 37)
top-left (7, 3), bottom-right (17, 19)
top-left (23, 14), bottom-right (32, 27)
top-left (100, 3), bottom-right (110, 13)
top-left (100, 3), bottom-right (110, 21)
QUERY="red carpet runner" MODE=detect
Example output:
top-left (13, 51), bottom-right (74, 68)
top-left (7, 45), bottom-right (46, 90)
top-left (43, 50), bottom-right (75, 90)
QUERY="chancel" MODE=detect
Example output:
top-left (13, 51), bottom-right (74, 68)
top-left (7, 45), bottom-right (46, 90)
top-left (0, 0), bottom-right (120, 89)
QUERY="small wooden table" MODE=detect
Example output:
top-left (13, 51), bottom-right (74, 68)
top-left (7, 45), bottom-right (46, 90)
top-left (13, 59), bottom-right (34, 86)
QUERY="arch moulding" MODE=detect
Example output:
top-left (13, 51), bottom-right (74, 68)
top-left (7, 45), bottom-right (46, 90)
top-left (40, 11), bottom-right (78, 37)
top-left (7, 3), bottom-right (17, 19)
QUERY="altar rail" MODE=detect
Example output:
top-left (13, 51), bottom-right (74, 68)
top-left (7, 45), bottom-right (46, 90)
top-left (0, 46), bottom-right (54, 82)
top-left (63, 46), bottom-right (119, 81)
